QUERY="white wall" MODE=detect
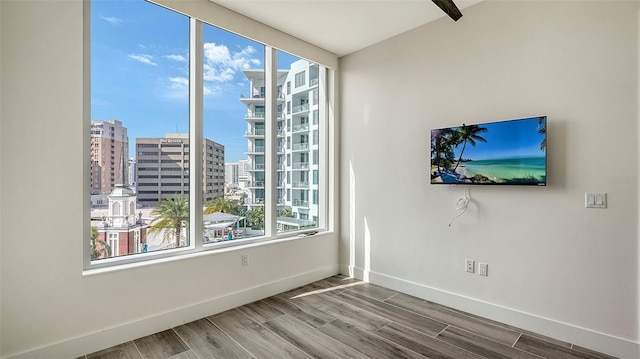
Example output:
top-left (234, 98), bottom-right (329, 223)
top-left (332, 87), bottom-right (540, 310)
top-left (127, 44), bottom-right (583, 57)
top-left (340, 1), bottom-right (639, 357)
top-left (0, 1), bottom-right (338, 358)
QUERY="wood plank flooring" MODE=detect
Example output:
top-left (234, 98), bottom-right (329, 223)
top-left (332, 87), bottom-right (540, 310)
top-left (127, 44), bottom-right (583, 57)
top-left (81, 275), bottom-right (618, 359)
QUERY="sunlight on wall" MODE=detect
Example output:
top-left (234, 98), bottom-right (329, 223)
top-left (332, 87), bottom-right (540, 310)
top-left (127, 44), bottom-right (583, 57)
top-left (363, 217), bottom-right (371, 282)
top-left (349, 161), bottom-right (356, 277)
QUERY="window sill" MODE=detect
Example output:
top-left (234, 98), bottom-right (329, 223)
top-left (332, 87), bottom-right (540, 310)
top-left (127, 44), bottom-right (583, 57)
top-left (82, 230), bottom-right (333, 276)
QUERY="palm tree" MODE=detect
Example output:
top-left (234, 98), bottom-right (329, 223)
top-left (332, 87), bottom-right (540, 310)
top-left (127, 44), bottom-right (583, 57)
top-left (537, 117), bottom-right (547, 152)
top-left (204, 196), bottom-right (242, 215)
top-left (246, 206), bottom-right (265, 230)
top-left (149, 195), bottom-right (189, 248)
top-left (452, 124), bottom-right (488, 172)
top-left (431, 128), bottom-right (459, 173)
top-left (90, 226), bottom-right (112, 260)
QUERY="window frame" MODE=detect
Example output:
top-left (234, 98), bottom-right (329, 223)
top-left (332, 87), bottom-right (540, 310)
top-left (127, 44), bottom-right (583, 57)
top-left (83, 0), bottom-right (336, 272)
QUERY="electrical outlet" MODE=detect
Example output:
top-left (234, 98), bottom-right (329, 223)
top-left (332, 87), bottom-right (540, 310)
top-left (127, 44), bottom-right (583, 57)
top-left (465, 259), bottom-right (475, 273)
top-left (478, 262), bottom-right (488, 276)
top-left (241, 254), bottom-right (249, 266)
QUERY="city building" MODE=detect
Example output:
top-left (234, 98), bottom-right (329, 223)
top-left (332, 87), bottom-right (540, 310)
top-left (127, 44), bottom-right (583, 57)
top-left (238, 159), bottom-right (250, 189)
top-left (93, 184), bottom-right (148, 258)
top-left (135, 133), bottom-right (225, 205)
top-left (224, 162), bottom-right (239, 192)
top-left (242, 60), bottom-right (320, 224)
top-left (128, 158), bottom-right (137, 189)
top-left (90, 119), bottom-right (129, 195)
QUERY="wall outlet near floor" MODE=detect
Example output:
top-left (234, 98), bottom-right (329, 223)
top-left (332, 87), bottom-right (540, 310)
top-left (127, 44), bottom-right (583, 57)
top-left (465, 259), bottom-right (475, 273)
top-left (478, 262), bottom-right (488, 276)
top-left (241, 254), bottom-right (249, 267)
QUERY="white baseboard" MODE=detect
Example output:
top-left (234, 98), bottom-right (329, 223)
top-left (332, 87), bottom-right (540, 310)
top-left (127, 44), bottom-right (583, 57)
top-left (340, 264), bottom-right (639, 359)
top-left (5, 265), bottom-right (339, 359)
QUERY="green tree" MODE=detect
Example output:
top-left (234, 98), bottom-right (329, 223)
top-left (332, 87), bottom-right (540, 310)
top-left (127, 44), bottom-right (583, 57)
top-left (278, 207), bottom-right (294, 218)
top-left (90, 226), bottom-right (111, 260)
top-left (246, 206), bottom-right (265, 229)
top-left (452, 124), bottom-right (488, 172)
top-left (149, 195), bottom-right (189, 248)
top-left (205, 196), bottom-right (242, 215)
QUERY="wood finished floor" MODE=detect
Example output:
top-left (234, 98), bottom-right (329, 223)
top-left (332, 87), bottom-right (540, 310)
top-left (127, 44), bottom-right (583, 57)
top-left (81, 275), bottom-right (618, 359)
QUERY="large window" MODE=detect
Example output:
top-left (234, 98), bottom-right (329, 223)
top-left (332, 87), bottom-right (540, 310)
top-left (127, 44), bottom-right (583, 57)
top-left (86, 0), bottom-right (332, 269)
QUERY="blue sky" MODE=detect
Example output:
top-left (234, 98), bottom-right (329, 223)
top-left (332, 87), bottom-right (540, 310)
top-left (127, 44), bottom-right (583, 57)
top-left (91, 0), bottom-right (298, 162)
top-left (444, 117), bottom-right (546, 161)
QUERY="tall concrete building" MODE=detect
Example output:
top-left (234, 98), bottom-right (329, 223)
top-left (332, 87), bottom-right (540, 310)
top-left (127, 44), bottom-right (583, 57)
top-left (224, 162), bottom-right (239, 192)
top-left (238, 159), bottom-right (250, 189)
top-left (242, 59), bottom-right (320, 224)
top-left (90, 119), bottom-right (129, 195)
top-left (135, 133), bottom-right (225, 206)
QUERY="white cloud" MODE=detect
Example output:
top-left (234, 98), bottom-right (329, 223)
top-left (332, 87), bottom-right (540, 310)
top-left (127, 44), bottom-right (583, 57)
top-left (100, 14), bottom-right (123, 25)
top-left (128, 54), bottom-right (158, 66)
top-left (168, 77), bottom-right (188, 90)
top-left (203, 43), bottom-right (261, 83)
top-left (164, 54), bottom-right (187, 62)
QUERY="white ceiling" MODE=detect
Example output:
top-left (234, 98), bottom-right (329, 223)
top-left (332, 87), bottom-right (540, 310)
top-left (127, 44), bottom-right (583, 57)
top-left (211, 0), bottom-right (482, 57)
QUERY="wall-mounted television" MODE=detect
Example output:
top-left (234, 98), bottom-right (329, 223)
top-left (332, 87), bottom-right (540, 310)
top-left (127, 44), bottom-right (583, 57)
top-left (430, 116), bottom-right (547, 186)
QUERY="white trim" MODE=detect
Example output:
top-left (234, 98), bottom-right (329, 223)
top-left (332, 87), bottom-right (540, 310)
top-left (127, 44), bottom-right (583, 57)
top-left (340, 265), bottom-right (639, 359)
top-left (189, 17), bottom-right (204, 250)
top-left (147, 0), bottom-right (337, 69)
top-left (265, 47), bottom-right (277, 237)
top-left (5, 265), bottom-right (340, 359)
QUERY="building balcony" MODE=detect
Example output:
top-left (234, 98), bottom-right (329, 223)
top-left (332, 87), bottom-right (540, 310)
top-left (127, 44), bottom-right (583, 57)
top-left (245, 198), bottom-right (285, 205)
top-left (292, 143), bottom-right (309, 151)
top-left (292, 181), bottom-right (309, 188)
top-left (292, 123), bottom-right (309, 133)
top-left (240, 93), bottom-right (285, 103)
top-left (246, 146), bottom-right (265, 154)
top-left (244, 112), bottom-right (265, 120)
top-left (245, 129), bottom-right (265, 137)
top-left (292, 199), bottom-right (309, 207)
top-left (309, 78), bottom-right (319, 87)
top-left (247, 164), bottom-right (265, 171)
top-left (247, 181), bottom-right (264, 188)
top-left (292, 103), bottom-right (309, 114)
top-left (292, 162), bottom-right (309, 170)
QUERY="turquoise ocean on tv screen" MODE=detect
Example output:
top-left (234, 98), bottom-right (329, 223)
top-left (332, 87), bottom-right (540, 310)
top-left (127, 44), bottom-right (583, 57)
top-left (461, 156), bottom-right (546, 183)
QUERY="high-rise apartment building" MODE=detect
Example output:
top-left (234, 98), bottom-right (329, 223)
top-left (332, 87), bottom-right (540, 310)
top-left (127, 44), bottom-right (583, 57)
top-left (242, 59), bottom-right (320, 223)
top-left (238, 159), bottom-right (250, 189)
top-left (91, 119), bottom-right (129, 195)
top-left (224, 162), bottom-right (238, 191)
top-left (135, 133), bottom-right (225, 206)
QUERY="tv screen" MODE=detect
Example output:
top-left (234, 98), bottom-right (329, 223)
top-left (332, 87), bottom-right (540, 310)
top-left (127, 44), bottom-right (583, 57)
top-left (430, 116), bottom-right (547, 186)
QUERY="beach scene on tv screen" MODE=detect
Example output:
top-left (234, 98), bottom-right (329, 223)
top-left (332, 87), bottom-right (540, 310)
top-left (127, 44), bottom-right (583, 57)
top-left (430, 116), bottom-right (547, 185)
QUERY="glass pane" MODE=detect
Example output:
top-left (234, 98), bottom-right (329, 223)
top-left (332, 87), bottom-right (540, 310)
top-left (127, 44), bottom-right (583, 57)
top-left (90, 0), bottom-right (190, 259)
top-left (276, 51), bottom-right (322, 233)
top-left (202, 23), bottom-right (265, 243)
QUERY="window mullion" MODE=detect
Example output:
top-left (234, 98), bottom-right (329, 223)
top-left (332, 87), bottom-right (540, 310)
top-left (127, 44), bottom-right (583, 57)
top-left (264, 47), bottom-right (277, 237)
top-left (189, 17), bottom-right (204, 249)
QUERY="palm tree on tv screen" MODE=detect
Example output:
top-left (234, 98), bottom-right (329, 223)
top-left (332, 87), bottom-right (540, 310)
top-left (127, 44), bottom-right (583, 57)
top-left (432, 128), bottom-right (458, 172)
top-left (149, 195), bottom-right (189, 248)
top-left (452, 124), bottom-right (488, 172)
top-left (537, 117), bottom-right (547, 152)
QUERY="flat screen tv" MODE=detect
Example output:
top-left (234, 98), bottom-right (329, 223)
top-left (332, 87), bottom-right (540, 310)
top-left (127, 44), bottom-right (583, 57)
top-left (430, 116), bottom-right (547, 186)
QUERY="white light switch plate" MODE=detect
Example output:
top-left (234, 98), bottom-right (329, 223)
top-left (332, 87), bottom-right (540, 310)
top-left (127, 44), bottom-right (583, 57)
top-left (585, 193), bottom-right (607, 208)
